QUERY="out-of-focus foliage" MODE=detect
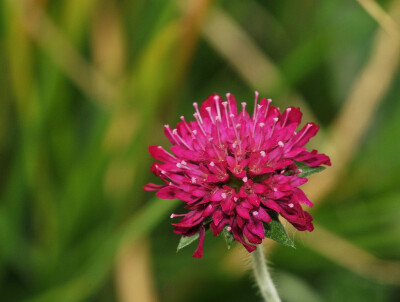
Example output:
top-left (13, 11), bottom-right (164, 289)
top-left (0, 0), bottom-right (399, 301)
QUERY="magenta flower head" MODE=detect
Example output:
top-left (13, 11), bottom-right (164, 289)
top-left (144, 92), bottom-right (330, 258)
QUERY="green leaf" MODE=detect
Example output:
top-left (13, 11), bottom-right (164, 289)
top-left (265, 213), bottom-right (295, 248)
top-left (295, 161), bottom-right (326, 178)
top-left (176, 233), bottom-right (199, 252)
top-left (222, 227), bottom-right (234, 249)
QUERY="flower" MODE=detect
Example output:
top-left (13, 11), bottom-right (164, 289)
top-left (144, 92), bottom-right (330, 258)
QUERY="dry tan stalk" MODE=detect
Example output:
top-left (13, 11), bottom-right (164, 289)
top-left (302, 0), bottom-right (400, 202)
top-left (115, 240), bottom-right (159, 302)
top-left (357, 0), bottom-right (400, 39)
top-left (9, 0), bottom-right (117, 107)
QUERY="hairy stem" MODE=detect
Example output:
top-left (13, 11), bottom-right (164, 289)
top-left (251, 245), bottom-right (281, 302)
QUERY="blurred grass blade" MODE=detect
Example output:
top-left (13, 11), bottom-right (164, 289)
top-left (27, 198), bottom-right (179, 302)
top-left (357, 0), bottom-right (400, 39)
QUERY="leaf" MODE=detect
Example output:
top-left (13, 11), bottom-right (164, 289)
top-left (295, 161), bottom-right (326, 178)
top-left (176, 233), bottom-right (199, 252)
top-left (265, 212), bottom-right (295, 248)
top-left (222, 227), bottom-right (234, 249)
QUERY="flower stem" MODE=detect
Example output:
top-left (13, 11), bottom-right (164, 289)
top-left (251, 245), bottom-right (281, 302)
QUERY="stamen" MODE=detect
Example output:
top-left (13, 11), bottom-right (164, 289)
top-left (268, 117), bottom-right (279, 138)
top-left (230, 113), bottom-right (240, 142)
top-left (252, 104), bottom-right (263, 137)
top-left (206, 107), bottom-right (215, 124)
top-left (226, 93), bottom-right (233, 114)
top-left (292, 123), bottom-right (312, 145)
top-left (170, 213), bottom-right (186, 218)
top-left (260, 151), bottom-right (266, 157)
top-left (282, 107), bottom-right (291, 127)
top-left (193, 113), bottom-right (207, 136)
top-left (173, 128), bottom-right (193, 150)
top-left (193, 102), bottom-right (203, 123)
top-left (256, 123), bottom-right (266, 150)
top-left (164, 125), bottom-right (178, 144)
top-left (215, 116), bottom-right (223, 146)
top-left (253, 91), bottom-right (259, 121)
top-left (214, 96), bottom-right (222, 121)
top-left (222, 101), bottom-right (230, 127)
top-left (264, 99), bottom-right (272, 118)
top-left (157, 146), bottom-right (177, 159)
top-left (241, 102), bottom-right (247, 118)
top-left (180, 116), bottom-right (194, 137)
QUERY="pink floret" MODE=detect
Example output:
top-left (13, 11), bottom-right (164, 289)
top-left (144, 93), bottom-right (330, 258)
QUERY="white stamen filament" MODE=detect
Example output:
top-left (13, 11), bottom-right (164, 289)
top-left (241, 102), bottom-right (247, 118)
top-left (164, 125), bottom-right (178, 144)
top-left (157, 146), bottom-right (177, 159)
top-left (253, 91), bottom-right (259, 121)
top-left (230, 113), bottom-right (241, 142)
top-left (180, 116), bottom-right (195, 138)
top-left (282, 107), bottom-right (291, 127)
top-left (215, 117), bottom-right (223, 146)
top-left (226, 93), bottom-right (233, 114)
top-left (252, 104), bottom-right (263, 137)
top-left (222, 101), bottom-right (230, 127)
top-left (264, 98), bottom-right (272, 118)
top-left (193, 113), bottom-right (207, 136)
top-left (292, 123), bottom-right (312, 146)
top-left (170, 213), bottom-right (186, 218)
top-left (193, 102), bottom-right (203, 123)
top-left (206, 107), bottom-right (215, 124)
top-left (214, 96), bottom-right (222, 121)
top-left (173, 129), bottom-right (193, 150)
top-left (268, 117), bottom-right (279, 138)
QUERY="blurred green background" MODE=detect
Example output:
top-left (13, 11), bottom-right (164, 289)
top-left (1, 0), bottom-right (400, 301)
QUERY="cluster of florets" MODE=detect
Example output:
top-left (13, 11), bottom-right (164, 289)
top-left (144, 92), bottom-right (330, 258)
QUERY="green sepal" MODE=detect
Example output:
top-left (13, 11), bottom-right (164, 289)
top-left (295, 161), bottom-right (326, 178)
top-left (222, 227), bottom-right (234, 250)
top-left (177, 233), bottom-right (199, 252)
top-left (265, 212), bottom-right (295, 248)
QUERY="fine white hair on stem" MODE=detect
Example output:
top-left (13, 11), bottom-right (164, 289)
top-left (251, 244), bottom-right (281, 302)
